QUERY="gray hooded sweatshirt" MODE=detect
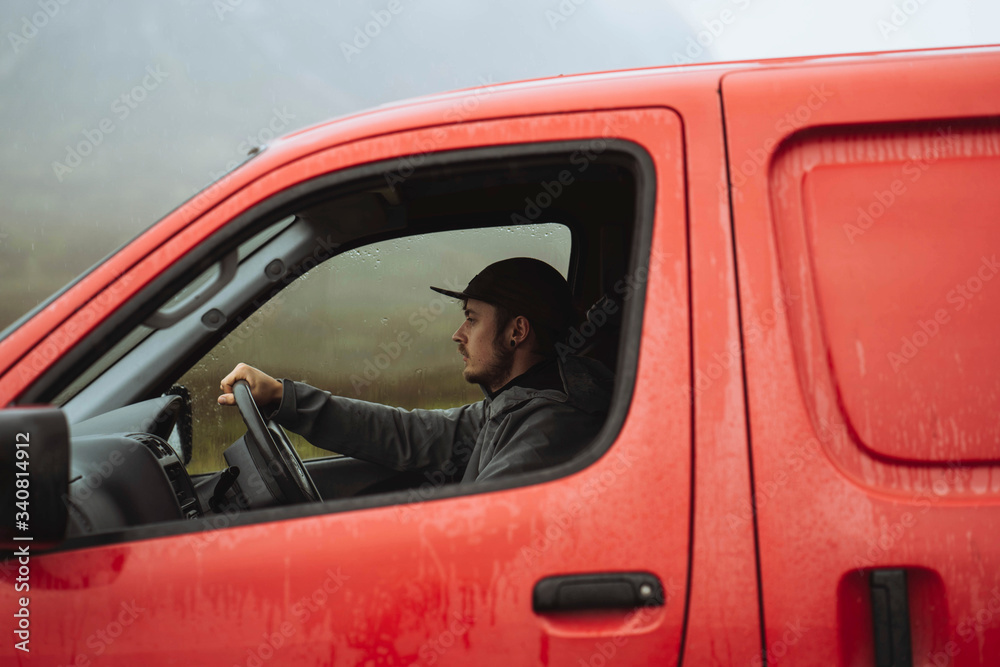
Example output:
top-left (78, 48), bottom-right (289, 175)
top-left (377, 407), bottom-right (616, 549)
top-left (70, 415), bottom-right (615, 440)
top-left (273, 355), bottom-right (613, 483)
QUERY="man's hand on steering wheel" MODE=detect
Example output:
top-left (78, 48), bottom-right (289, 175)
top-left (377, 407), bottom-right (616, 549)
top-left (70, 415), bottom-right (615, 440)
top-left (218, 363), bottom-right (320, 505)
top-left (219, 363), bottom-right (283, 410)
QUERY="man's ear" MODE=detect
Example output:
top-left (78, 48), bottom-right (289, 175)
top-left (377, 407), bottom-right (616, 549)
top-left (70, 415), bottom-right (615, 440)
top-left (511, 315), bottom-right (531, 345)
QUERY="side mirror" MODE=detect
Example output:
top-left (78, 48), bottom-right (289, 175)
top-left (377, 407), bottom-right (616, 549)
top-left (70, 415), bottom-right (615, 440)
top-left (1, 407), bottom-right (69, 551)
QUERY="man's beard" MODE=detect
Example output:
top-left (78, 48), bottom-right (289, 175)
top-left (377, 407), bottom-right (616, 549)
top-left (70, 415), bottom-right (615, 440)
top-left (462, 334), bottom-right (515, 391)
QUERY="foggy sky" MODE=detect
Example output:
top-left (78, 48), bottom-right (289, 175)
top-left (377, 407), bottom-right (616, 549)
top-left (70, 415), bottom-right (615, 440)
top-left (1, 0), bottom-right (997, 328)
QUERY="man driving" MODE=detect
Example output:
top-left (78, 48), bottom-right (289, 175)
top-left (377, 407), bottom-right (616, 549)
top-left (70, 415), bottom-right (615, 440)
top-left (218, 257), bottom-right (613, 483)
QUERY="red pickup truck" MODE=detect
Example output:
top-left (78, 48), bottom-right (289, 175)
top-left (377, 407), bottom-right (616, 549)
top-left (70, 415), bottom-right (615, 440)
top-left (2, 44), bottom-right (999, 666)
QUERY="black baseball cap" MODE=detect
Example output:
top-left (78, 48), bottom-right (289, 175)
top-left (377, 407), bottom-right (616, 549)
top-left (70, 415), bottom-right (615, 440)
top-left (431, 257), bottom-right (577, 339)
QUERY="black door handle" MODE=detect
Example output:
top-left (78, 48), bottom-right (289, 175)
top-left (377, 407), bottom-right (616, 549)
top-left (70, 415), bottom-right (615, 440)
top-left (870, 569), bottom-right (913, 667)
top-left (533, 572), bottom-right (665, 613)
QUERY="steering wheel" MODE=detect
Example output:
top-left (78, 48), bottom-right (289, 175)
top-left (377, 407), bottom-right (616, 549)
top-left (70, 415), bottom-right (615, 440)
top-left (232, 379), bottom-right (320, 504)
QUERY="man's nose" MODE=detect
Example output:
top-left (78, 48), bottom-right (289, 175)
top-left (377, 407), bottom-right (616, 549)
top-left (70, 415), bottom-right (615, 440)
top-left (452, 324), bottom-right (465, 343)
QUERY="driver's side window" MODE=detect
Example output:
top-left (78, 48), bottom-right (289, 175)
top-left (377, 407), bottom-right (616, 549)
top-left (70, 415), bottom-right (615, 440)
top-left (178, 225), bottom-right (572, 475)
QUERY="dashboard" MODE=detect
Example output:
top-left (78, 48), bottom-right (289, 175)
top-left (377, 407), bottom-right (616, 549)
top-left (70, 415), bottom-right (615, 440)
top-left (66, 395), bottom-right (204, 537)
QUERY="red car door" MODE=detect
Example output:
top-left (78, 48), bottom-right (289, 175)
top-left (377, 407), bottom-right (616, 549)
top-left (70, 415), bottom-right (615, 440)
top-left (1, 98), bottom-right (692, 664)
top-left (724, 47), bottom-right (1000, 665)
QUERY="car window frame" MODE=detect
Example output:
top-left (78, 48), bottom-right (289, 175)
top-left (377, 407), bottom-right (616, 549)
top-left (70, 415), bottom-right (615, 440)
top-left (28, 138), bottom-right (658, 552)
